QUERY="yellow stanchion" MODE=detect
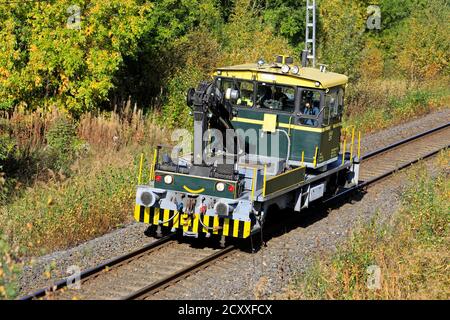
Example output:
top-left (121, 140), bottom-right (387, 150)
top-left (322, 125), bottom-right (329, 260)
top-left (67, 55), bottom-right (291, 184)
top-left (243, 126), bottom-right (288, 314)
top-left (350, 127), bottom-right (355, 162)
top-left (313, 146), bottom-right (318, 168)
top-left (358, 131), bottom-right (361, 159)
top-left (301, 150), bottom-right (305, 167)
top-left (150, 148), bottom-right (158, 181)
top-left (342, 137), bottom-right (346, 165)
top-left (138, 153), bottom-right (144, 185)
top-left (251, 168), bottom-right (257, 201)
top-left (262, 164), bottom-right (267, 197)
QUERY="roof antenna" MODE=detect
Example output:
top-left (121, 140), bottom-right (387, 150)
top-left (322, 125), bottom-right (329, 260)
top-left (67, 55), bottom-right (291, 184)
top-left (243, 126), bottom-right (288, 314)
top-left (304, 0), bottom-right (316, 68)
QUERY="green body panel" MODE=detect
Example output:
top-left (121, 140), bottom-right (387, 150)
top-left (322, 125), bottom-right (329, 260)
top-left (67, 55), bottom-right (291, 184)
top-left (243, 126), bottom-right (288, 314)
top-left (154, 170), bottom-right (238, 199)
top-left (265, 166), bottom-right (306, 195)
top-left (231, 108), bottom-right (341, 163)
top-left (318, 126), bottom-right (341, 163)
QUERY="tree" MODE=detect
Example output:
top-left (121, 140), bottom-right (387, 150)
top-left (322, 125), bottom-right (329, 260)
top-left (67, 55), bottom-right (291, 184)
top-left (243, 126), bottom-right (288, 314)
top-left (317, 0), bottom-right (366, 79)
top-left (0, 0), bottom-right (153, 114)
top-left (396, 0), bottom-right (450, 81)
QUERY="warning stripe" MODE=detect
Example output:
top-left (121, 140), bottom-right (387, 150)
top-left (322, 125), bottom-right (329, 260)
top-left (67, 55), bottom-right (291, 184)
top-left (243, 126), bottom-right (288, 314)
top-left (133, 205), bottom-right (252, 239)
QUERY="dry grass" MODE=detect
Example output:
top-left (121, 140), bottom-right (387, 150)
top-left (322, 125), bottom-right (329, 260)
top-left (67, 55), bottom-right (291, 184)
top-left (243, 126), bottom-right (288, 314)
top-left (278, 150), bottom-right (449, 300)
top-left (0, 107), bottom-right (169, 256)
top-left (344, 78), bottom-right (449, 134)
top-left (78, 102), bottom-right (164, 150)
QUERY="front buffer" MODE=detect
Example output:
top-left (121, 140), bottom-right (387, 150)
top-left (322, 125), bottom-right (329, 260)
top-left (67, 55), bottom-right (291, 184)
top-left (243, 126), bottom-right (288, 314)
top-left (134, 170), bottom-right (255, 239)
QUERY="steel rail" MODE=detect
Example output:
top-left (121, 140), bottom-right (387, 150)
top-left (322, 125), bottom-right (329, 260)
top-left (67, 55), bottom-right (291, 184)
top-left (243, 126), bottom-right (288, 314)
top-left (122, 245), bottom-right (236, 300)
top-left (20, 233), bottom-right (175, 300)
top-left (361, 122), bottom-right (449, 160)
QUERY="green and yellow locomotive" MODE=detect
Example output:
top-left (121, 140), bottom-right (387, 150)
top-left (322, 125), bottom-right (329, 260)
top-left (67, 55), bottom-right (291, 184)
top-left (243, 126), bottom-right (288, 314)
top-left (134, 55), bottom-right (360, 244)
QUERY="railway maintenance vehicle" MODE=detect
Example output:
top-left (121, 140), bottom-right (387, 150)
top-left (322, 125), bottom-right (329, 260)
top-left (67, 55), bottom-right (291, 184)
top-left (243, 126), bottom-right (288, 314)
top-left (133, 52), bottom-right (361, 246)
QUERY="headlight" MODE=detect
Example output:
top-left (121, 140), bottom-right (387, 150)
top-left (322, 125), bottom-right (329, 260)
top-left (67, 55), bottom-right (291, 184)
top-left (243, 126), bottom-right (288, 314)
top-left (215, 182), bottom-right (225, 192)
top-left (215, 202), bottom-right (229, 216)
top-left (164, 175), bottom-right (173, 184)
top-left (281, 64), bottom-right (290, 73)
top-left (141, 191), bottom-right (156, 207)
top-left (291, 65), bottom-right (299, 74)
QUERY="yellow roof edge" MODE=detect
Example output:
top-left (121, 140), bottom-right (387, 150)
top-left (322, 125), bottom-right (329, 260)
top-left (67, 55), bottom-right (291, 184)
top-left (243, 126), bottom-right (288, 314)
top-left (214, 63), bottom-right (348, 88)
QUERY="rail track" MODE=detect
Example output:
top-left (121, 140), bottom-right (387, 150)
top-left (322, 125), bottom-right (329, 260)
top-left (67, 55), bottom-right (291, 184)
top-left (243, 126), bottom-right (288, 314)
top-left (20, 122), bottom-right (450, 300)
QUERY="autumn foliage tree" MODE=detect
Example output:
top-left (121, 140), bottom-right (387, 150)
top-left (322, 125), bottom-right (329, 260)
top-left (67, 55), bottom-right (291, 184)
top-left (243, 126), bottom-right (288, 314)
top-left (0, 0), bottom-right (152, 114)
top-left (396, 0), bottom-right (450, 81)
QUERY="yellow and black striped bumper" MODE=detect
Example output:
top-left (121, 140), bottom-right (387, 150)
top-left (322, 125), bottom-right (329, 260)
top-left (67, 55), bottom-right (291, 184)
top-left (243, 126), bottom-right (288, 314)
top-left (134, 205), bottom-right (252, 239)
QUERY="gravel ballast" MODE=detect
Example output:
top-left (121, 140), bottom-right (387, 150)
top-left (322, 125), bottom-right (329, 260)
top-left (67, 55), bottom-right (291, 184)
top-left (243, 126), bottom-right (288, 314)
top-left (18, 108), bottom-right (450, 298)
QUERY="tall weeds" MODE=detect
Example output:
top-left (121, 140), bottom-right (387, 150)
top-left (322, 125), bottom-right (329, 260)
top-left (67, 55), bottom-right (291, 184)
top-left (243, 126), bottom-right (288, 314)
top-left (0, 106), bottom-right (169, 255)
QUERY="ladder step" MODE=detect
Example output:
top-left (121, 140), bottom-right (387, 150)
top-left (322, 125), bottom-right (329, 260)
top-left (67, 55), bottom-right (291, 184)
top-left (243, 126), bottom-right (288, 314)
top-left (306, 39), bottom-right (314, 43)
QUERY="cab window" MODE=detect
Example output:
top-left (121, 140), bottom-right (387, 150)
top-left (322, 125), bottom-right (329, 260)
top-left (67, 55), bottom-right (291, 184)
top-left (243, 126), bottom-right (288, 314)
top-left (256, 83), bottom-right (295, 113)
top-left (217, 78), bottom-right (254, 107)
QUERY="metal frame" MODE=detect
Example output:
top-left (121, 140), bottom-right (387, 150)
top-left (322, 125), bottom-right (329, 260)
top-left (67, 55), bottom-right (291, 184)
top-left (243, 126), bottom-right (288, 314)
top-left (305, 0), bottom-right (317, 67)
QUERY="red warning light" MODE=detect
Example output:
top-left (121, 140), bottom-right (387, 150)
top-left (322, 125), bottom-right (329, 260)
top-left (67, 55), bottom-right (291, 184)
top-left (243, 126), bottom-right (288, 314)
top-left (227, 184), bottom-right (235, 193)
top-left (155, 175), bottom-right (162, 182)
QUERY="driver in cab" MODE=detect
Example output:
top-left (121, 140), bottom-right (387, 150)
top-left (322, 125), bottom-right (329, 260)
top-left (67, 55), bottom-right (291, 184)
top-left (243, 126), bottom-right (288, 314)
top-left (301, 102), bottom-right (320, 126)
top-left (257, 86), bottom-right (287, 110)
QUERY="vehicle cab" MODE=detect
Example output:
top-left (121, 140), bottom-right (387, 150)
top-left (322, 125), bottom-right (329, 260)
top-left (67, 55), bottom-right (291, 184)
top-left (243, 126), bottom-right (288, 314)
top-left (214, 55), bottom-right (348, 170)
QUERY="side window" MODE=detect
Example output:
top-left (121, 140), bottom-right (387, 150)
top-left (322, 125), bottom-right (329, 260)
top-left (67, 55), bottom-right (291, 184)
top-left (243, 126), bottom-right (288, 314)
top-left (237, 81), bottom-right (254, 107)
top-left (337, 88), bottom-right (344, 116)
top-left (218, 78), bottom-right (254, 107)
top-left (325, 92), bottom-right (337, 117)
top-left (325, 88), bottom-right (343, 123)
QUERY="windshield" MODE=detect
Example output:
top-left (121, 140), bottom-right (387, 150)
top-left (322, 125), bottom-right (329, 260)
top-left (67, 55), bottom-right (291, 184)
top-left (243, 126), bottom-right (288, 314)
top-left (256, 83), bottom-right (295, 113)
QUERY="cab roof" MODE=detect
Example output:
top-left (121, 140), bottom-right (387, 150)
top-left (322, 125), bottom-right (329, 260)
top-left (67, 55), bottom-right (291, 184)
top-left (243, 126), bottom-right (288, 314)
top-left (214, 63), bottom-right (348, 89)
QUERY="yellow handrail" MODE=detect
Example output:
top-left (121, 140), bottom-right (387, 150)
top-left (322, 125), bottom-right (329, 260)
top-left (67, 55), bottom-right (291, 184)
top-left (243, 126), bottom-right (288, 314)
top-left (138, 153), bottom-right (144, 185)
top-left (342, 137), bottom-right (346, 165)
top-left (262, 164), bottom-right (267, 197)
top-left (301, 150), bottom-right (305, 166)
top-left (313, 146), bottom-right (318, 168)
top-left (357, 131), bottom-right (362, 159)
top-left (151, 148), bottom-right (158, 181)
top-left (251, 168), bottom-right (257, 201)
top-left (350, 127), bottom-right (355, 162)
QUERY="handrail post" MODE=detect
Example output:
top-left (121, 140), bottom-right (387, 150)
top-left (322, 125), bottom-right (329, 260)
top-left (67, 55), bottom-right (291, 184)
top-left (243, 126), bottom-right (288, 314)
top-left (357, 131), bottom-right (361, 159)
top-left (313, 146), bottom-right (318, 168)
top-left (138, 153), bottom-right (144, 185)
top-left (251, 168), bottom-right (257, 201)
top-left (342, 137), bottom-right (346, 165)
top-left (350, 127), bottom-right (355, 162)
top-left (262, 164), bottom-right (267, 197)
